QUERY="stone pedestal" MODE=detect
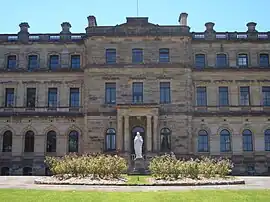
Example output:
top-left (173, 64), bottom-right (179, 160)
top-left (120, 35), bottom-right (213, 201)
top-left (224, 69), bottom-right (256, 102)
top-left (132, 158), bottom-right (147, 175)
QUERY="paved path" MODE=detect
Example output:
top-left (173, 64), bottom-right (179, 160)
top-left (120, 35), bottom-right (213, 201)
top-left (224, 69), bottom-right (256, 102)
top-left (0, 176), bottom-right (270, 191)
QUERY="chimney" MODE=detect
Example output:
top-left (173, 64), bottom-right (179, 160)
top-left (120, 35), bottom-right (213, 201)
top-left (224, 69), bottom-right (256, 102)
top-left (18, 22), bottom-right (30, 43)
top-left (178, 12), bottom-right (188, 26)
top-left (205, 22), bottom-right (215, 32)
top-left (246, 22), bottom-right (257, 32)
top-left (61, 22), bottom-right (71, 34)
top-left (87, 15), bottom-right (97, 27)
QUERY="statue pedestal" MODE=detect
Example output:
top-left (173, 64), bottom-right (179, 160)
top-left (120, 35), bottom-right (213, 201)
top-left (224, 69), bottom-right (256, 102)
top-left (131, 158), bottom-right (147, 175)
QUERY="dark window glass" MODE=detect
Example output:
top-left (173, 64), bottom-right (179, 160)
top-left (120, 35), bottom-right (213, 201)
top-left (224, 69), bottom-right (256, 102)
top-left (2, 131), bottom-right (12, 152)
top-left (216, 54), bottom-right (227, 68)
top-left (220, 129), bottom-right (231, 152)
top-left (105, 128), bottom-right (116, 151)
top-left (260, 54), bottom-right (269, 67)
top-left (238, 54), bottom-right (248, 67)
top-left (28, 55), bottom-right (38, 70)
top-left (49, 55), bottom-right (59, 70)
top-left (160, 82), bottom-right (171, 104)
top-left (132, 82), bottom-right (143, 103)
top-left (160, 128), bottom-right (171, 152)
top-left (23, 167), bottom-right (32, 176)
top-left (24, 130), bottom-right (34, 152)
top-left (242, 129), bottom-right (253, 151)
top-left (5, 88), bottom-right (14, 107)
top-left (196, 87), bottom-right (207, 106)
top-left (48, 88), bottom-right (57, 108)
top-left (68, 130), bottom-right (79, 153)
top-left (46, 130), bottom-right (56, 153)
top-left (69, 88), bottom-right (80, 107)
top-left (71, 55), bottom-right (80, 69)
top-left (132, 49), bottom-right (143, 64)
top-left (262, 86), bottom-right (270, 106)
top-left (1, 167), bottom-right (9, 176)
top-left (198, 130), bottom-right (208, 152)
top-left (26, 88), bottom-right (36, 108)
top-left (7, 55), bottom-right (16, 69)
top-left (240, 86), bottom-right (250, 106)
top-left (219, 87), bottom-right (229, 106)
top-left (106, 49), bottom-right (116, 64)
top-left (265, 129), bottom-right (270, 151)
top-left (105, 83), bottom-right (116, 104)
top-left (195, 54), bottom-right (206, 69)
top-left (159, 48), bottom-right (170, 63)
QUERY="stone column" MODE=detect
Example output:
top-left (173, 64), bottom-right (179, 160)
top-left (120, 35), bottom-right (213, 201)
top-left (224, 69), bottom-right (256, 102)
top-left (117, 115), bottom-right (123, 151)
top-left (147, 115), bottom-right (152, 152)
top-left (124, 116), bottom-right (129, 152)
top-left (153, 115), bottom-right (158, 152)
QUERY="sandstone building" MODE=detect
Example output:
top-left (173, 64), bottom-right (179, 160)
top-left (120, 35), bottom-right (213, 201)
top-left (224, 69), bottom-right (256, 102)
top-left (0, 13), bottom-right (270, 176)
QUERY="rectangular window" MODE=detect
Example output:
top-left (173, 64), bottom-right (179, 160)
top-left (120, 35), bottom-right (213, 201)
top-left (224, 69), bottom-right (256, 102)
top-left (238, 54), bottom-right (248, 68)
top-left (159, 48), bottom-right (170, 63)
top-left (7, 55), bottom-right (16, 69)
top-left (240, 86), bottom-right (250, 106)
top-left (262, 86), bottom-right (270, 106)
top-left (49, 55), bottom-right (59, 70)
top-left (105, 83), bottom-right (116, 104)
top-left (132, 49), bottom-right (143, 64)
top-left (69, 88), bottom-right (80, 107)
top-left (216, 54), bottom-right (227, 68)
top-left (71, 55), bottom-right (80, 69)
top-left (196, 87), bottom-right (207, 106)
top-left (160, 82), bottom-right (171, 104)
top-left (219, 87), bottom-right (229, 106)
top-left (260, 54), bottom-right (269, 67)
top-left (132, 82), bottom-right (143, 103)
top-left (48, 88), bottom-right (58, 108)
top-left (195, 54), bottom-right (206, 69)
top-left (106, 49), bottom-right (116, 64)
top-left (28, 55), bottom-right (38, 70)
top-left (26, 88), bottom-right (36, 108)
top-left (5, 88), bottom-right (14, 107)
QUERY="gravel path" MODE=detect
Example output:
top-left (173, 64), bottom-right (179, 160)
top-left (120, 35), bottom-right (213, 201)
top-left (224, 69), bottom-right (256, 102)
top-left (0, 176), bottom-right (270, 192)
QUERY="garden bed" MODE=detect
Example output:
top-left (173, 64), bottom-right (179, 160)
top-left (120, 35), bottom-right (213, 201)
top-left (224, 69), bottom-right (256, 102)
top-left (34, 176), bottom-right (245, 186)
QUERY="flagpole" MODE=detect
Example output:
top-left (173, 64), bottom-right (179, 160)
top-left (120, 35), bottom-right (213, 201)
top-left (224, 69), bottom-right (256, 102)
top-left (137, 0), bottom-right (139, 17)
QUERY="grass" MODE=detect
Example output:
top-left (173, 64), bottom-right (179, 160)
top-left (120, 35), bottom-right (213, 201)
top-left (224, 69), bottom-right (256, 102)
top-left (0, 189), bottom-right (270, 202)
top-left (125, 175), bottom-right (150, 184)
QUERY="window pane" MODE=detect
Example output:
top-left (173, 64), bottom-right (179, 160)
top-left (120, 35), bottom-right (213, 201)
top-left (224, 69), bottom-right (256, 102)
top-left (196, 87), bottom-right (207, 106)
top-left (7, 55), bottom-right (16, 69)
top-left (106, 49), bottom-right (116, 64)
top-left (159, 49), bottom-right (170, 63)
top-left (262, 86), bottom-right (270, 106)
top-left (238, 54), bottom-right (248, 67)
top-left (220, 130), bottom-right (231, 152)
top-left (105, 83), bottom-right (116, 104)
top-left (260, 54), bottom-right (269, 67)
top-left (69, 88), bottom-right (80, 107)
top-left (26, 88), bottom-right (36, 107)
top-left (71, 55), bottom-right (80, 69)
top-left (132, 49), bottom-right (143, 63)
top-left (160, 82), bottom-right (171, 104)
top-left (240, 86), bottom-right (250, 106)
top-left (24, 131), bottom-right (34, 152)
top-left (198, 130), bottom-right (208, 152)
top-left (5, 88), bottom-right (14, 107)
top-left (46, 131), bottom-right (56, 152)
top-left (49, 55), bottom-right (59, 70)
top-left (132, 82), bottom-right (143, 103)
top-left (216, 54), bottom-right (227, 68)
top-left (2, 131), bottom-right (12, 152)
top-left (48, 88), bottom-right (57, 108)
top-left (219, 87), bottom-right (229, 106)
top-left (68, 131), bottom-right (78, 152)
top-left (242, 130), bottom-right (253, 151)
top-left (265, 129), bottom-right (270, 151)
top-left (195, 54), bottom-right (205, 69)
top-left (106, 129), bottom-right (116, 151)
top-left (28, 55), bottom-right (38, 70)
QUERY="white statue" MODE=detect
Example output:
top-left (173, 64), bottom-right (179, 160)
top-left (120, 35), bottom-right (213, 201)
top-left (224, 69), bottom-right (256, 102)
top-left (134, 132), bottom-right (143, 159)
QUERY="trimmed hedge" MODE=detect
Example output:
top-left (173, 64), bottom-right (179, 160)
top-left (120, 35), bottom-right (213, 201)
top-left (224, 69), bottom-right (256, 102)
top-left (45, 154), bottom-right (127, 179)
top-left (149, 155), bottom-right (233, 180)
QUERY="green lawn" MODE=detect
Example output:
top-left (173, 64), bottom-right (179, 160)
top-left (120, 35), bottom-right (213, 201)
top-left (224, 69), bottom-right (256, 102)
top-left (0, 189), bottom-right (270, 202)
top-left (126, 175), bottom-right (150, 184)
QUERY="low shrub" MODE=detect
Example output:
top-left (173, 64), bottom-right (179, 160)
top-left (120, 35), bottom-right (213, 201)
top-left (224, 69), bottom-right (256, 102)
top-left (149, 154), bottom-right (233, 180)
top-left (45, 154), bottom-right (127, 180)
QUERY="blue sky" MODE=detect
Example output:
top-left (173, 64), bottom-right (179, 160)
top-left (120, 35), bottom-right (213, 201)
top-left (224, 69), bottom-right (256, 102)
top-left (0, 0), bottom-right (269, 33)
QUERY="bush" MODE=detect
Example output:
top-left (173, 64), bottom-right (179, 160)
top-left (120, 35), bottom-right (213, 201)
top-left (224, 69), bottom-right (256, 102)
top-left (45, 154), bottom-right (127, 180)
top-left (149, 154), bottom-right (233, 180)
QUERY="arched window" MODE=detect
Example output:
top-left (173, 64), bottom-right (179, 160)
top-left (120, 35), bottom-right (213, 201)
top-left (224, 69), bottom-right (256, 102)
top-left (198, 130), bottom-right (209, 152)
top-left (23, 167), bottom-right (32, 176)
top-left (24, 130), bottom-right (34, 152)
top-left (68, 130), bottom-right (79, 153)
top-left (1, 167), bottom-right (9, 176)
top-left (2, 130), bottom-right (12, 152)
top-left (105, 128), bottom-right (116, 151)
top-left (265, 129), bottom-right (270, 151)
top-left (242, 129), bottom-right (253, 151)
top-left (46, 130), bottom-right (56, 153)
top-left (160, 128), bottom-right (171, 152)
top-left (220, 129), bottom-right (231, 152)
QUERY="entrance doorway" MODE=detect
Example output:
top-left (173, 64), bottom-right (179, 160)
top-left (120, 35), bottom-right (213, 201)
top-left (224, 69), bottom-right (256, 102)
top-left (131, 126), bottom-right (145, 154)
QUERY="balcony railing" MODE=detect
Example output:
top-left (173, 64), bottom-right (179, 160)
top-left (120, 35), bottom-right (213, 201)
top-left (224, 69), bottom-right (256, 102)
top-left (0, 106), bottom-right (83, 116)
top-left (194, 105), bottom-right (270, 116)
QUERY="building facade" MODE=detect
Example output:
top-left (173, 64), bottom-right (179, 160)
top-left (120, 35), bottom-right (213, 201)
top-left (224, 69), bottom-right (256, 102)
top-left (0, 13), bottom-right (270, 176)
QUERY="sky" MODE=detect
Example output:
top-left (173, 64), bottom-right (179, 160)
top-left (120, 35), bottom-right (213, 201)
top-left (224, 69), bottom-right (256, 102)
top-left (0, 0), bottom-right (269, 33)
